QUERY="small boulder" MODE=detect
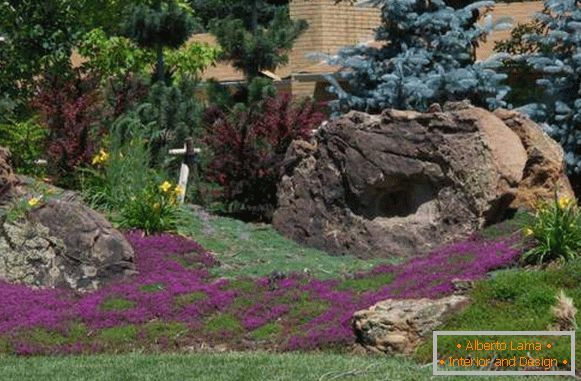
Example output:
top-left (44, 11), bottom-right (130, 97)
top-left (352, 295), bottom-right (470, 355)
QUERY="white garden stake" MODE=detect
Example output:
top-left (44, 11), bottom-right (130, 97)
top-left (169, 138), bottom-right (200, 205)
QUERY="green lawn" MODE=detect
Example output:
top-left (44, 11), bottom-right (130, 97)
top-left (178, 206), bottom-right (394, 279)
top-left (415, 260), bottom-right (581, 365)
top-left (0, 352), bottom-right (565, 381)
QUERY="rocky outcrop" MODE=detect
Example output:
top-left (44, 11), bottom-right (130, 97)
top-left (0, 147), bottom-right (136, 291)
top-left (273, 103), bottom-right (571, 258)
top-left (352, 296), bottom-right (470, 355)
top-left (494, 109), bottom-right (574, 209)
top-left (0, 199), bottom-right (135, 290)
top-left (0, 147), bottom-right (17, 203)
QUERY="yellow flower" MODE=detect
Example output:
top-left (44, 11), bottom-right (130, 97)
top-left (159, 181), bottom-right (172, 193)
top-left (558, 196), bottom-right (572, 209)
top-left (153, 202), bottom-right (161, 210)
top-left (92, 149), bottom-right (110, 165)
top-left (28, 197), bottom-right (40, 207)
top-left (523, 227), bottom-right (534, 237)
top-left (174, 185), bottom-right (184, 196)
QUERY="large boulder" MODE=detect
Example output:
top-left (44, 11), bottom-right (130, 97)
top-left (0, 199), bottom-right (136, 290)
top-left (494, 109), bottom-right (574, 208)
top-left (273, 103), bottom-right (571, 258)
top-left (352, 295), bottom-right (470, 355)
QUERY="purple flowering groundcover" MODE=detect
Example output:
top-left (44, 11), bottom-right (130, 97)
top-left (0, 232), bottom-right (520, 355)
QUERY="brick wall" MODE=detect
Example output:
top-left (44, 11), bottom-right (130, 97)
top-left (288, 0), bottom-right (544, 98)
top-left (289, 0), bottom-right (379, 73)
top-left (477, 1), bottom-right (545, 60)
top-left (289, 0), bottom-right (544, 65)
top-left (194, 1), bottom-right (545, 98)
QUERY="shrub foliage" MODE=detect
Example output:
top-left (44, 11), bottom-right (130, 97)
top-left (522, 0), bottom-right (581, 175)
top-left (33, 74), bottom-right (104, 183)
top-left (203, 93), bottom-right (325, 220)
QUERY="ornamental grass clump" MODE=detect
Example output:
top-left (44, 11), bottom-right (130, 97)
top-left (522, 195), bottom-right (581, 264)
top-left (80, 126), bottom-right (155, 212)
top-left (117, 181), bottom-right (183, 235)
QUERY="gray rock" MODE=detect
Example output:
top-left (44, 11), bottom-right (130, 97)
top-left (352, 295), bottom-right (470, 354)
top-left (0, 199), bottom-right (135, 290)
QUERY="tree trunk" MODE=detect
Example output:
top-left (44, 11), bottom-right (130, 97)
top-left (156, 43), bottom-right (165, 83)
top-left (251, 0), bottom-right (258, 36)
top-left (154, 0), bottom-right (165, 83)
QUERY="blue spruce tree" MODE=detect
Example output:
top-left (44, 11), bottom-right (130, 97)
top-left (524, 0), bottom-right (580, 174)
top-left (325, 0), bottom-right (510, 114)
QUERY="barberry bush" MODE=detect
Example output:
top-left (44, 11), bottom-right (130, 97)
top-left (34, 73), bottom-right (104, 184)
top-left (203, 93), bottom-right (325, 220)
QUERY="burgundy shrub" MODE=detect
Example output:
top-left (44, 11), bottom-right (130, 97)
top-left (203, 93), bottom-right (326, 220)
top-left (33, 73), bottom-right (105, 180)
top-left (106, 73), bottom-right (149, 119)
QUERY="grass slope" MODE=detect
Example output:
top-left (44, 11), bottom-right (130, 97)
top-left (0, 352), bottom-right (559, 381)
top-left (416, 260), bottom-right (581, 364)
top-left (178, 206), bottom-right (393, 279)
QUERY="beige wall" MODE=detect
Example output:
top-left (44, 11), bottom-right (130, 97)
top-left (289, 0), bottom-right (544, 65)
top-left (288, 0), bottom-right (544, 98)
top-left (289, 0), bottom-right (379, 73)
top-left (477, 1), bottom-right (544, 60)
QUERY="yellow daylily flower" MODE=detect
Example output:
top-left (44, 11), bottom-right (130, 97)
top-left (28, 197), bottom-right (40, 207)
top-left (558, 196), bottom-right (572, 209)
top-left (92, 149), bottom-right (110, 165)
top-left (174, 185), bottom-right (184, 196)
top-left (523, 227), bottom-right (534, 237)
top-left (159, 181), bottom-right (172, 193)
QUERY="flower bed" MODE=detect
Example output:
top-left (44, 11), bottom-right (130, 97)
top-left (0, 232), bottom-right (520, 355)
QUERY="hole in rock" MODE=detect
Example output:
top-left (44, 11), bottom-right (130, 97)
top-left (347, 176), bottom-right (437, 219)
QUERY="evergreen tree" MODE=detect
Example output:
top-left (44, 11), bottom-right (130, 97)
top-left (123, 0), bottom-right (197, 82)
top-left (208, 0), bottom-right (307, 81)
top-left (325, 0), bottom-right (510, 114)
top-left (190, 0), bottom-right (282, 31)
top-left (523, 0), bottom-right (580, 175)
